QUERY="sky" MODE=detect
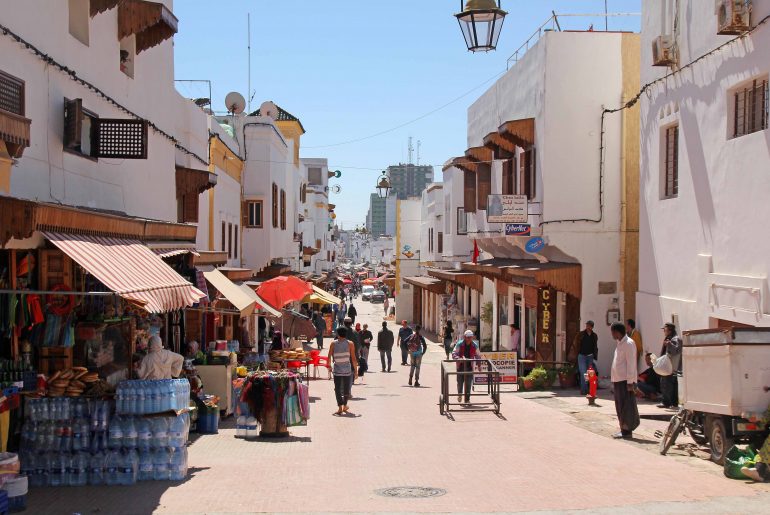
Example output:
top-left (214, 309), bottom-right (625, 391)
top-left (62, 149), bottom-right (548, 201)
top-left (173, 0), bottom-right (641, 229)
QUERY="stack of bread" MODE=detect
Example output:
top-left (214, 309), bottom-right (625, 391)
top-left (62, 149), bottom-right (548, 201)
top-left (47, 368), bottom-right (99, 397)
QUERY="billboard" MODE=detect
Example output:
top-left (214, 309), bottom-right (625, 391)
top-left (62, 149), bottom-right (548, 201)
top-left (487, 195), bottom-right (527, 223)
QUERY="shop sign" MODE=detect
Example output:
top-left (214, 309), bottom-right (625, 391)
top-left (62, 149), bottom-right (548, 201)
top-left (505, 223), bottom-right (531, 236)
top-left (525, 237), bottom-right (545, 254)
top-left (487, 195), bottom-right (528, 223)
top-left (537, 288), bottom-right (556, 361)
top-left (474, 352), bottom-right (518, 384)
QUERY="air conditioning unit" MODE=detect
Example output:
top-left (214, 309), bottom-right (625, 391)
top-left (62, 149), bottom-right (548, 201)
top-left (651, 35), bottom-right (676, 67)
top-left (716, 0), bottom-right (751, 35)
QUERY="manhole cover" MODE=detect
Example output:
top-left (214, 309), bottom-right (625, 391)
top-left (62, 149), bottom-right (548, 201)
top-left (376, 486), bottom-right (446, 498)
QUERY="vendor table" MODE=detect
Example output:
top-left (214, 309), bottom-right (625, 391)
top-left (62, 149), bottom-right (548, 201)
top-left (273, 358), bottom-right (312, 383)
top-left (196, 364), bottom-right (234, 417)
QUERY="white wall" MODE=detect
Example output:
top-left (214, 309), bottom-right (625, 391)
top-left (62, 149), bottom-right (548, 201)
top-left (637, 0), bottom-right (770, 350)
top-left (441, 166), bottom-right (473, 263)
top-left (396, 199), bottom-right (422, 323)
top-left (420, 184), bottom-right (445, 265)
top-left (3, 0), bottom-right (202, 222)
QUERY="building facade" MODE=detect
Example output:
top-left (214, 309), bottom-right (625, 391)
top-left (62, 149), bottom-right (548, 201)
top-left (636, 0), bottom-right (770, 347)
top-left (388, 163), bottom-right (434, 200)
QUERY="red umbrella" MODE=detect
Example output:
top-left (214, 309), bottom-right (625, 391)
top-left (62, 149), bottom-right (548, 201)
top-left (256, 276), bottom-right (313, 309)
top-left (341, 279), bottom-right (352, 284)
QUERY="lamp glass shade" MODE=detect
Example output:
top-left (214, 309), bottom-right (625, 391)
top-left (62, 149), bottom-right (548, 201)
top-left (455, 1), bottom-right (507, 52)
top-left (376, 176), bottom-right (391, 199)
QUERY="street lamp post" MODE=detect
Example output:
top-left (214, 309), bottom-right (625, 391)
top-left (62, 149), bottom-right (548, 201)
top-left (455, 0), bottom-right (507, 52)
top-left (376, 171), bottom-right (391, 199)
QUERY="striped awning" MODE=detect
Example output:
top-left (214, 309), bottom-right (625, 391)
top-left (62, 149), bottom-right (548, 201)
top-left (44, 232), bottom-right (206, 313)
top-left (203, 269), bottom-right (255, 317)
top-left (152, 248), bottom-right (200, 259)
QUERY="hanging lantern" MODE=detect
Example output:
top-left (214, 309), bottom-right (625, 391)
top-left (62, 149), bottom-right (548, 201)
top-left (376, 171), bottom-right (391, 199)
top-left (455, 0), bottom-right (507, 52)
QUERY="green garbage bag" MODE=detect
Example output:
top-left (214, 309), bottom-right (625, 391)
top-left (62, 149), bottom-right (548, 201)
top-left (724, 445), bottom-right (757, 479)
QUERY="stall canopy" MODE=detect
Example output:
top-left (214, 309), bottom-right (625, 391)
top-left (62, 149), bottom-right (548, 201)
top-left (43, 232), bottom-right (205, 313)
top-left (203, 269), bottom-right (256, 317)
top-left (238, 283), bottom-right (282, 318)
top-left (303, 285), bottom-right (341, 306)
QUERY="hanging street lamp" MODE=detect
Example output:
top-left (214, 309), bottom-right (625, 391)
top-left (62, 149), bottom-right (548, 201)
top-left (455, 0), bottom-right (507, 52)
top-left (376, 171), bottom-right (391, 199)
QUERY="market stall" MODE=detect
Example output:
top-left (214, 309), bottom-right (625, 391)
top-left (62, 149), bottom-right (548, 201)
top-left (239, 370), bottom-right (309, 438)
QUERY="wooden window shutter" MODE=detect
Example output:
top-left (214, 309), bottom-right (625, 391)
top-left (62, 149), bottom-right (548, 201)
top-left (463, 169), bottom-right (476, 213)
top-left (530, 148), bottom-right (537, 199)
top-left (242, 201), bottom-right (249, 227)
top-left (94, 118), bottom-right (148, 159)
top-left (477, 164), bottom-right (491, 210)
top-left (182, 193), bottom-right (198, 223)
top-left (64, 98), bottom-right (83, 149)
top-left (501, 159), bottom-right (511, 196)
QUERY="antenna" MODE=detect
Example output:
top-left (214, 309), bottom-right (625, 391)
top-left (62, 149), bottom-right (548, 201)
top-left (416, 140), bottom-right (421, 166)
top-left (225, 92), bottom-right (246, 114)
top-left (407, 136), bottom-right (414, 165)
top-left (247, 13), bottom-right (251, 113)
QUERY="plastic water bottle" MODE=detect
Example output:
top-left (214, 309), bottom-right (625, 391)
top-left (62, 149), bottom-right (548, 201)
top-left (152, 418), bottom-right (169, 448)
top-left (36, 452), bottom-right (52, 487)
top-left (43, 421), bottom-right (55, 452)
top-left (124, 449), bottom-right (138, 485)
top-left (62, 397), bottom-right (72, 420)
top-left (136, 418), bottom-right (151, 452)
top-left (49, 452), bottom-right (68, 487)
top-left (71, 418), bottom-right (84, 452)
top-left (137, 382), bottom-right (147, 414)
top-left (28, 452), bottom-right (43, 487)
top-left (168, 416), bottom-right (186, 448)
top-left (168, 382), bottom-right (177, 413)
top-left (236, 416), bottom-right (247, 438)
top-left (69, 451), bottom-right (89, 486)
top-left (152, 448), bottom-right (169, 481)
top-left (89, 451), bottom-right (105, 486)
top-left (123, 418), bottom-right (137, 449)
top-left (138, 449), bottom-right (153, 481)
top-left (246, 416), bottom-right (258, 439)
top-left (105, 450), bottom-right (121, 486)
top-left (168, 447), bottom-right (187, 481)
top-left (60, 419), bottom-right (72, 452)
top-left (80, 418), bottom-right (91, 451)
top-left (108, 416), bottom-right (123, 450)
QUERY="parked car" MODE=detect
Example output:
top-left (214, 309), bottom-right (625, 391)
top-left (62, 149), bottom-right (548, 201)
top-left (370, 290), bottom-right (385, 303)
top-left (361, 285), bottom-right (375, 301)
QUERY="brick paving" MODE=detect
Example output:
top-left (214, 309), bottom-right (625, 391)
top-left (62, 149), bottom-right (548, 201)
top-left (26, 300), bottom-right (770, 514)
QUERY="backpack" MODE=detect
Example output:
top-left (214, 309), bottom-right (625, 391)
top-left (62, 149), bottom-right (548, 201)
top-left (407, 334), bottom-right (423, 356)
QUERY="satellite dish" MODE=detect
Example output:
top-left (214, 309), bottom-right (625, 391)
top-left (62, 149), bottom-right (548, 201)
top-left (259, 101), bottom-right (278, 120)
top-left (331, 185), bottom-right (342, 194)
top-left (224, 92), bottom-right (245, 114)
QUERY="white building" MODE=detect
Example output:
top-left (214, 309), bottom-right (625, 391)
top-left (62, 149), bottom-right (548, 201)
top-left (300, 158), bottom-right (334, 273)
top-left (395, 198), bottom-right (422, 323)
top-left (637, 0), bottom-right (770, 346)
top-left (437, 29), bottom-right (640, 368)
top-left (419, 183), bottom-right (447, 267)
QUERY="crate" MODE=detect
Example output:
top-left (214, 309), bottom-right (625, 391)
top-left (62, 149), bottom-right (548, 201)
top-left (38, 347), bottom-right (73, 376)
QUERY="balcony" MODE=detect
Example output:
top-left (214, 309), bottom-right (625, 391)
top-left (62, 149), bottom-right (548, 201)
top-left (0, 69), bottom-right (31, 158)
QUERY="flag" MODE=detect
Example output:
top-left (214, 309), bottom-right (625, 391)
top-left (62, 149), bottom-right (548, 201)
top-left (472, 239), bottom-right (479, 264)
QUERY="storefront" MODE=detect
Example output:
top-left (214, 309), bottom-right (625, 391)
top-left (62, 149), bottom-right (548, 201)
top-left (427, 269), bottom-right (483, 341)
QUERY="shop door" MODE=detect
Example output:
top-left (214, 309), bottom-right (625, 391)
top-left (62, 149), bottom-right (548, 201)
top-left (496, 293), bottom-right (509, 351)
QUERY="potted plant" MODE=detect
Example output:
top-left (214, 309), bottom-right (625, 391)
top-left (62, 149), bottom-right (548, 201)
top-left (526, 366), bottom-right (549, 390)
top-left (558, 363), bottom-right (578, 388)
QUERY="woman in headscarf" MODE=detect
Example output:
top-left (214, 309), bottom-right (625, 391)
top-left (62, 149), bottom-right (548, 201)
top-left (137, 336), bottom-right (184, 380)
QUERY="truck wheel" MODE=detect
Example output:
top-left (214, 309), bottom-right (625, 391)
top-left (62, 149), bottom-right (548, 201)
top-left (709, 418), bottom-right (734, 465)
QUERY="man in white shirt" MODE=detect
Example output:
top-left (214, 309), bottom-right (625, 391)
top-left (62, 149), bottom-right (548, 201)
top-left (610, 322), bottom-right (639, 440)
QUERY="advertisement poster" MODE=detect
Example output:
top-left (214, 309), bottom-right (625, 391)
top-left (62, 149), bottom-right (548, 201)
top-left (473, 351), bottom-right (518, 384)
top-left (487, 195), bottom-right (528, 223)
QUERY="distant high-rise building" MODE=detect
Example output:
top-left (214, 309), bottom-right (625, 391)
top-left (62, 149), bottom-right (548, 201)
top-left (365, 193), bottom-right (396, 238)
top-left (387, 164), bottom-right (434, 200)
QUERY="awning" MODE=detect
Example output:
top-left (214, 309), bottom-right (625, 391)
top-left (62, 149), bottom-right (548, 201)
top-left (203, 269), bottom-right (256, 317)
top-left (238, 284), bottom-right (281, 317)
top-left (119, 0), bottom-right (179, 54)
top-left (427, 269), bottom-right (483, 292)
top-left (307, 285), bottom-right (341, 305)
top-left (443, 156), bottom-right (477, 174)
top-left (483, 131), bottom-right (517, 155)
top-left (153, 248), bottom-right (198, 259)
top-left (175, 166), bottom-right (217, 196)
top-left (465, 146), bottom-right (493, 163)
top-left (90, 0), bottom-right (120, 16)
top-left (147, 242), bottom-right (200, 259)
top-left (461, 259), bottom-right (581, 299)
top-left (498, 118), bottom-right (535, 148)
top-left (43, 232), bottom-right (205, 313)
top-left (403, 276), bottom-right (447, 295)
top-left (0, 111), bottom-right (31, 158)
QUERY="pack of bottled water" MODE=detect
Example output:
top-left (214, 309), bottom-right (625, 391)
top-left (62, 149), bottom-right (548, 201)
top-left (116, 379), bottom-right (190, 415)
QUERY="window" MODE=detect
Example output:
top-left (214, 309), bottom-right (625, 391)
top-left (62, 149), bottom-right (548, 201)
top-left (221, 221), bottom-right (226, 252)
top-left (177, 193), bottom-right (198, 223)
top-left (246, 200), bottom-right (263, 228)
top-left (68, 0), bottom-right (90, 46)
top-left (437, 231), bottom-right (443, 254)
top-left (64, 99), bottom-right (96, 158)
top-left (502, 159), bottom-right (516, 195)
top-left (272, 183), bottom-right (278, 228)
top-left (463, 169), bottom-right (476, 213)
top-left (228, 223), bottom-right (233, 259)
top-left (663, 125), bottom-right (679, 199)
top-left (64, 98), bottom-right (148, 159)
top-left (477, 163), bottom-right (491, 210)
top-left (428, 228), bottom-right (433, 253)
top-left (308, 167), bottom-right (323, 185)
top-left (0, 70), bottom-right (24, 116)
top-left (280, 189), bottom-right (286, 230)
top-left (520, 148), bottom-right (536, 199)
top-left (234, 225), bottom-right (238, 259)
top-left (457, 207), bottom-right (468, 235)
top-left (733, 78), bottom-right (769, 138)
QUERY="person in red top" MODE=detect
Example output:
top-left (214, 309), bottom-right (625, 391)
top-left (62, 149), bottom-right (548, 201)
top-left (452, 330), bottom-right (481, 404)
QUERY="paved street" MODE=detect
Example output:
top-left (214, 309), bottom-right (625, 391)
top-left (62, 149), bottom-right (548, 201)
top-left (28, 300), bottom-right (770, 514)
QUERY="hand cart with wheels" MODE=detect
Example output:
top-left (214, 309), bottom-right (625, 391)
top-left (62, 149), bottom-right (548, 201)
top-left (658, 327), bottom-right (770, 464)
top-left (439, 359), bottom-right (501, 416)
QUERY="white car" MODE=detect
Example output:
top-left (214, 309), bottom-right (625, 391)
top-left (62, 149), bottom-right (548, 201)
top-left (361, 285), bottom-right (375, 301)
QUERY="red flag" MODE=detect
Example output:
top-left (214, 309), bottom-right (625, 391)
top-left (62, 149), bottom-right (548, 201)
top-left (472, 239), bottom-right (479, 264)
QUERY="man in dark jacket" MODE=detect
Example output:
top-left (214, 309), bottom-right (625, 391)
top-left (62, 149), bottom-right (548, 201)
top-left (407, 325), bottom-right (428, 387)
top-left (659, 323), bottom-right (682, 409)
top-left (574, 321), bottom-right (599, 395)
top-left (377, 321), bottom-right (395, 372)
top-left (312, 312), bottom-right (327, 350)
top-left (397, 320), bottom-right (413, 366)
top-left (347, 303), bottom-right (358, 324)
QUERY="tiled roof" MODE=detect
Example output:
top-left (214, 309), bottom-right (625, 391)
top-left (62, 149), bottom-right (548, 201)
top-left (249, 104), bottom-right (305, 133)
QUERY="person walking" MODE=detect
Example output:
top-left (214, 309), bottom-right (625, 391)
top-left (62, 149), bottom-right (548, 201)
top-left (329, 327), bottom-right (358, 416)
top-left (313, 311), bottom-right (327, 350)
top-left (347, 303), bottom-right (358, 325)
top-left (343, 317), bottom-right (360, 385)
top-left (336, 302), bottom-right (347, 332)
top-left (358, 323), bottom-right (373, 384)
top-left (397, 320), bottom-right (413, 366)
top-left (658, 322), bottom-right (682, 409)
top-left (377, 321), bottom-right (394, 372)
top-left (452, 330), bottom-right (481, 404)
top-left (442, 320), bottom-right (455, 360)
top-left (610, 322), bottom-right (639, 439)
top-left (574, 321), bottom-right (598, 395)
top-left (407, 325), bottom-right (428, 387)
top-left (384, 297), bottom-right (390, 315)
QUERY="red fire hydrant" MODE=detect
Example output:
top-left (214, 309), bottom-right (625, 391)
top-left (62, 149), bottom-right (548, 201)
top-left (586, 366), bottom-right (598, 405)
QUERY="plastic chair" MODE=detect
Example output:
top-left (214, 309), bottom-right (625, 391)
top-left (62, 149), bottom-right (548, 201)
top-left (315, 356), bottom-right (332, 380)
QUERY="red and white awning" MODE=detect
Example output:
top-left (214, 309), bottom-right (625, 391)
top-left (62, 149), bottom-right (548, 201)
top-left (44, 232), bottom-right (206, 313)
